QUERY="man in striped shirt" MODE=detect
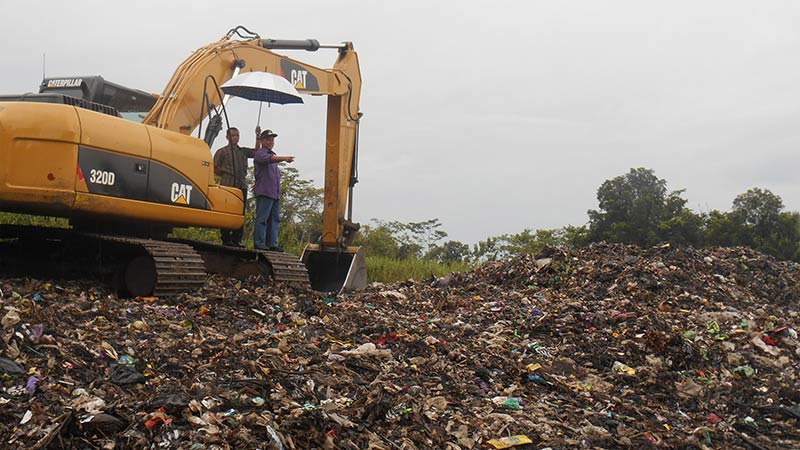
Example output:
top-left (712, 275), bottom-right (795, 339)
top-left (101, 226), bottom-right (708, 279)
top-left (213, 126), bottom-right (260, 247)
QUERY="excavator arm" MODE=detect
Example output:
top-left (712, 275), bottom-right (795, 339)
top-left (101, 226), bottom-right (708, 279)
top-left (144, 35), bottom-right (360, 134)
top-left (145, 28), bottom-right (365, 291)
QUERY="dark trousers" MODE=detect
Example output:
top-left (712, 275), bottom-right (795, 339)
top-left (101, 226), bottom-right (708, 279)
top-left (221, 187), bottom-right (247, 244)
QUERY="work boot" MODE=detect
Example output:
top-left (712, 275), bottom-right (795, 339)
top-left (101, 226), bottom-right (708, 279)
top-left (269, 246), bottom-right (284, 252)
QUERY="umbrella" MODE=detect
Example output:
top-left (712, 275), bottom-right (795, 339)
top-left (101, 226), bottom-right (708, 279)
top-left (221, 71), bottom-right (303, 125)
top-left (221, 71), bottom-right (303, 104)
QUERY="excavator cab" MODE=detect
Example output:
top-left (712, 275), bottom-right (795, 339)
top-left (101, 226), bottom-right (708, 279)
top-left (39, 76), bottom-right (157, 122)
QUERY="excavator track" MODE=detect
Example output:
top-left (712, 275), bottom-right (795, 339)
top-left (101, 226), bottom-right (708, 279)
top-left (0, 225), bottom-right (309, 296)
top-left (81, 234), bottom-right (207, 297)
top-left (170, 238), bottom-right (310, 285)
top-left (261, 250), bottom-right (310, 283)
top-left (0, 225), bottom-right (207, 297)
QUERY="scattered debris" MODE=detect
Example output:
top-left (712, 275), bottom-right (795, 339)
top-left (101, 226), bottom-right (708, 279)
top-left (1, 242), bottom-right (800, 449)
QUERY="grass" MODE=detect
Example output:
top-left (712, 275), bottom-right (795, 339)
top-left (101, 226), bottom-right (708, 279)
top-left (0, 213), bottom-right (68, 228)
top-left (366, 256), bottom-right (472, 283)
top-left (170, 226), bottom-right (222, 243)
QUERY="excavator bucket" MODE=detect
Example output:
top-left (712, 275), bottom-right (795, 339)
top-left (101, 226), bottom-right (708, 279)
top-left (301, 244), bottom-right (367, 293)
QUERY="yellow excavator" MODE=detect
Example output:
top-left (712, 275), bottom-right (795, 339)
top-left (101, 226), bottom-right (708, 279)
top-left (0, 26), bottom-right (366, 295)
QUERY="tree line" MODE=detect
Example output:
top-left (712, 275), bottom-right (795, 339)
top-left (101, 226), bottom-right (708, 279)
top-left (348, 167), bottom-right (800, 264)
top-left (5, 167), bottom-right (796, 266)
top-left (584, 167), bottom-right (800, 260)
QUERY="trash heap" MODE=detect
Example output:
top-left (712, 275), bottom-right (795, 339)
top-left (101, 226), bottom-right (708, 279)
top-left (2, 242), bottom-right (800, 449)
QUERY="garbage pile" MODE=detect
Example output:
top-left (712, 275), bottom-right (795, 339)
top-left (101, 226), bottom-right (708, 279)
top-left (2, 242), bottom-right (800, 449)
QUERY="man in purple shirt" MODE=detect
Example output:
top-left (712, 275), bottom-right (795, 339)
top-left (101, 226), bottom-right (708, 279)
top-left (253, 129), bottom-right (295, 251)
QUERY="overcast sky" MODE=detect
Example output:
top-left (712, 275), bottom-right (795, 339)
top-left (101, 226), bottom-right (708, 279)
top-left (4, 1), bottom-right (800, 244)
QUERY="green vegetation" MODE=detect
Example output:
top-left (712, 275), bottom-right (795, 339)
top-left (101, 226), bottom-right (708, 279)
top-left (588, 167), bottom-right (693, 246)
top-left (172, 166), bottom-right (323, 256)
top-left (171, 226), bottom-right (219, 242)
top-left (4, 166), bottom-right (800, 284)
top-left (0, 212), bottom-right (68, 228)
top-left (354, 218), bottom-right (476, 282)
top-left (583, 168), bottom-right (800, 261)
top-left (366, 256), bottom-right (471, 283)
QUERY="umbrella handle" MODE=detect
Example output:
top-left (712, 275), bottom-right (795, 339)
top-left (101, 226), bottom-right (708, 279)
top-left (257, 101), bottom-right (263, 126)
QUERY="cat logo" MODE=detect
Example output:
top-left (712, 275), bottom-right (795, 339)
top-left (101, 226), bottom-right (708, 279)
top-left (290, 69), bottom-right (308, 89)
top-left (47, 78), bottom-right (83, 88)
top-left (171, 183), bottom-right (193, 205)
top-left (280, 59), bottom-right (319, 90)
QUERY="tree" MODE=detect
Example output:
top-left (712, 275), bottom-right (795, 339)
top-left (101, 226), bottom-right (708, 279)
top-left (360, 219), bottom-right (448, 259)
top-left (401, 219), bottom-right (448, 254)
top-left (732, 187), bottom-right (783, 245)
top-left (588, 168), bottom-right (693, 246)
top-left (705, 210), bottom-right (748, 247)
top-left (704, 189), bottom-right (800, 261)
top-left (560, 225), bottom-right (591, 248)
top-left (355, 219), bottom-right (439, 260)
top-left (763, 212), bottom-right (800, 260)
top-left (356, 220), bottom-right (402, 259)
top-left (426, 240), bottom-right (471, 264)
top-left (501, 229), bottom-right (556, 256)
top-left (472, 237), bottom-right (502, 262)
top-left (658, 209), bottom-right (706, 247)
top-left (278, 167), bottom-right (324, 252)
top-left (471, 226), bottom-right (590, 262)
top-left (473, 231), bottom-right (540, 262)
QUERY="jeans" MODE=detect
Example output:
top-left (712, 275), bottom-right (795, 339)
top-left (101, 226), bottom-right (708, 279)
top-left (220, 187), bottom-right (247, 244)
top-left (254, 196), bottom-right (280, 249)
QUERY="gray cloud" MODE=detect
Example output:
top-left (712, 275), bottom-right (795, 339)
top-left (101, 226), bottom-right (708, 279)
top-left (3, 0), bottom-right (799, 244)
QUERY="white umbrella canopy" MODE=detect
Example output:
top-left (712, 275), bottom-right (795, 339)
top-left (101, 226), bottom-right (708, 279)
top-left (221, 71), bottom-right (304, 104)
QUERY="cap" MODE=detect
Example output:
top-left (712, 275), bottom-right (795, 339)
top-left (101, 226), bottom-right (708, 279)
top-left (260, 129), bottom-right (278, 139)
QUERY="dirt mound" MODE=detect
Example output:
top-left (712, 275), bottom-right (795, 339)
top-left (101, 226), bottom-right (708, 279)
top-left (1, 243), bottom-right (799, 449)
